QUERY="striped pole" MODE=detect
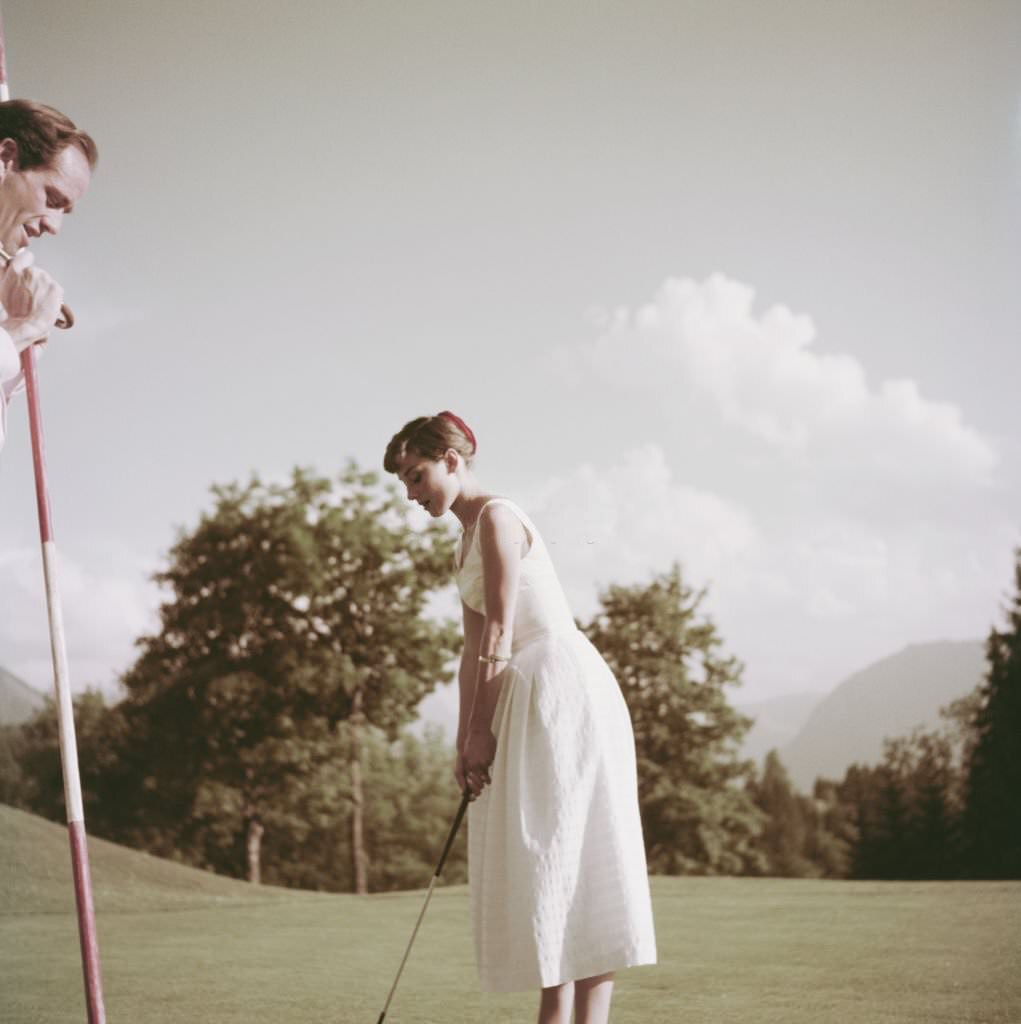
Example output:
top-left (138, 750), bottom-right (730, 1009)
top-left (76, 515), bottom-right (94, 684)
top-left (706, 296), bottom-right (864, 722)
top-left (0, 12), bottom-right (107, 1024)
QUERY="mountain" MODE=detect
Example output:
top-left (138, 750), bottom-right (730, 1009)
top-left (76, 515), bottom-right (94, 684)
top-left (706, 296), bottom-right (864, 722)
top-left (0, 666), bottom-right (46, 726)
top-left (780, 640), bottom-right (986, 791)
top-left (736, 692), bottom-right (822, 766)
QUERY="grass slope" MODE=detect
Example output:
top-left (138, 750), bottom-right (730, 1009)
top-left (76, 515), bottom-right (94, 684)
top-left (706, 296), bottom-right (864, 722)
top-left (2, 804), bottom-right (1019, 1023)
top-left (0, 803), bottom-right (312, 916)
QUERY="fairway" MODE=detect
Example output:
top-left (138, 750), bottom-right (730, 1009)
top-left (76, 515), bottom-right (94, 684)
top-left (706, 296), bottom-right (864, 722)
top-left (2, 805), bottom-right (1018, 1023)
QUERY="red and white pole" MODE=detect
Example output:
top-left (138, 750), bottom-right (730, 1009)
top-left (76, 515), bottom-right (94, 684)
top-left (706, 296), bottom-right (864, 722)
top-left (0, 12), bottom-right (107, 1024)
top-left (20, 356), bottom-right (107, 1024)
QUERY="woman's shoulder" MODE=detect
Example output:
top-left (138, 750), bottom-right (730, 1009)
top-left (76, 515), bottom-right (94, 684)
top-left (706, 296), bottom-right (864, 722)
top-left (478, 496), bottom-right (527, 525)
top-left (478, 497), bottom-right (535, 548)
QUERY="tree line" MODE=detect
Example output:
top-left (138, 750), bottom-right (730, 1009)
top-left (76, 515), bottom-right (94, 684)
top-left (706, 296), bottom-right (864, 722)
top-left (2, 465), bottom-right (1018, 888)
top-left (732, 551), bottom-right (1020, 882)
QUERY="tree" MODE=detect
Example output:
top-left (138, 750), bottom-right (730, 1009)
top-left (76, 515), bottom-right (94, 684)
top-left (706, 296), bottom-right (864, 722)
top-left (746, 751), bottom-right (853, 879)
top-left (304, 467), bottom-right (459, 891)
top-left (748, 750), bottom-right (817, 877)
top-left (835, 727), bottom-right (960, 880)
top-left (7, 688), bottom-right (131, 823)
top-left (962, 547), bottom-right (1021, 878)
top-left (219, 723), bottom-right (467, 894)
top-left (115, 464), bottom-right (459, 888)
top-left (359, 725), bottom-right (468, 891)
top-left (583, 564), bottom-right (764, 875)
top-left (10, 700), bottom-right (470, 894)
top-left (804, 778), bottom-right (854, 878)
top-left (0, 725), bottom-right (24, 806)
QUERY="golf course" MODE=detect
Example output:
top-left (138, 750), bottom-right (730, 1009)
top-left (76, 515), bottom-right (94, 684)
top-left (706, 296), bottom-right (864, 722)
top-left (2, 803), bottom-right (1018, 1023)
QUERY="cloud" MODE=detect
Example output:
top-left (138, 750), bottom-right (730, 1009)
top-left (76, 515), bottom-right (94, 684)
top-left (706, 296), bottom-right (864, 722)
top-left (523, 444), bottom-right (757, 616)
top-left (543, 265), bottom-right (1013, 696)
top-left (719, 515), bottom-right (1017, 695)
top-left (0, 544), bottom-right (160, 696)
top-left (556, 274), bottom-right (998, 490)
top-left (509, 444), bottom-right (1017, 700)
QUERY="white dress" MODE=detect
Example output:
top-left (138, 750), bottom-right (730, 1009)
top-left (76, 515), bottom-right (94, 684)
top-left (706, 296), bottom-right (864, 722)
top-left (456, 498), bottom-right (657, 993)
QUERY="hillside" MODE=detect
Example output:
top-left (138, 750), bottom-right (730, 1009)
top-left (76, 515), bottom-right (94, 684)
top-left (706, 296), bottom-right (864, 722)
top-left (0, 803), bottom-right (315, 916)
top-left (781, 639), bottom-right (986, 790)
top-left (0, 667), bottom-right (46, 726)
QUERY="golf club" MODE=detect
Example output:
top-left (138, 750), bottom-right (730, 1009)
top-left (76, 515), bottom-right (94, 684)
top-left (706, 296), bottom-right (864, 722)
top-left (374, 788), bottom-right (471, 1024)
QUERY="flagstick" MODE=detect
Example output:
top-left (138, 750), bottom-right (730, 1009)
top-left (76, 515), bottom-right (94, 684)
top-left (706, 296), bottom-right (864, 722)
top-left (0, 16), bottom-right (107, 1024)
top-left (20, 349), bottom-right (107, 1024)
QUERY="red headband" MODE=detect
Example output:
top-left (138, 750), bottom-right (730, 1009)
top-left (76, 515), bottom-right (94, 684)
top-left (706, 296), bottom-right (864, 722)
top-left (437, 410), bottom-right (477, 454)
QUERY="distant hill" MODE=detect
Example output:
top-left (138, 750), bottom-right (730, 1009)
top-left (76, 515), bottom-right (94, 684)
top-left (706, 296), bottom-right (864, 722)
top-left (736, 692), bottom-right (822, 767)
top-left (0, 667), bottom-right (46, 726)
top-left (781, 640), bottom-right (986, 791)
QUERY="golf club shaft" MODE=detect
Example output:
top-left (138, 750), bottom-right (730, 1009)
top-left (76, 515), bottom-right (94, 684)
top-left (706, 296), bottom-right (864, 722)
top-left (375, 790), bottom-right (470, 1024)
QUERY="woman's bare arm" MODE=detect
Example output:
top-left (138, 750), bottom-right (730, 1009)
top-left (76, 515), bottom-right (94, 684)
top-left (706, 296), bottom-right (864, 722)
top-left (463, 503), bottom-right (528, 793)
top-left (457, 600), bottom-right (484, 753)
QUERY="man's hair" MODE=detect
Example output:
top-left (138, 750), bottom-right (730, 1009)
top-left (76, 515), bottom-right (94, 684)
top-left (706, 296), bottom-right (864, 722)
top-left (0, 99), bottom-right (97, 171)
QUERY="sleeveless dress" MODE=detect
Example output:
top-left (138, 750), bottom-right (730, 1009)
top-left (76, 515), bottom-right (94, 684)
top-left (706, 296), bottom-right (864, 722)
top-left (455, 498), bottom-right (657, 993)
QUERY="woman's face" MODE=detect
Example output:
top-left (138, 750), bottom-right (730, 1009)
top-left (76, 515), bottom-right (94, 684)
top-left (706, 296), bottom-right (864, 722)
top-left (396, 450), bottom-right (458, 517)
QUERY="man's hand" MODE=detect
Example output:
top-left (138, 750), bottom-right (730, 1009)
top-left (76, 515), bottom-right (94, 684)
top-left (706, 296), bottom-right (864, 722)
top-left (0, 250), bottom-right (64, 350)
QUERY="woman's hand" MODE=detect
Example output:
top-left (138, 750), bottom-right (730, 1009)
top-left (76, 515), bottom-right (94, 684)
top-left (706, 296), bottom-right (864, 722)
top-left (453, 750), bottom-right (469, 795)
top-left (463, 726), bottom-right (497, 798)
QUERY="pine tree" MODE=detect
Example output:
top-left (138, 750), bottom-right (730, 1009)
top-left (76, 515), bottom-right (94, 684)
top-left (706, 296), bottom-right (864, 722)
top-left (805, 779), bottom-right (854, 878)
top-left (835, 729), bottom-right (959, 881)
top-left (962, 548), bottom-right (1021, 878)
top-left (748, 750), bottom-right (816, 877)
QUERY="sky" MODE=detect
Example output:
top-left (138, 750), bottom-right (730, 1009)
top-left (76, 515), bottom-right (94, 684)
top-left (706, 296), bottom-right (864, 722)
top-left (0, 0), bottom-right (1018, 736)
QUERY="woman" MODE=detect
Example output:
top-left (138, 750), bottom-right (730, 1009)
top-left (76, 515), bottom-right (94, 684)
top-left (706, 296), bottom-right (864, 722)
top-left (384, 411), bottom-right (656, 1024)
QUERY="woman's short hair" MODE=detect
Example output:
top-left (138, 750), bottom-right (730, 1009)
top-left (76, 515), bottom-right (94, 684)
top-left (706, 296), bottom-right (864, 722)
top-left (0, 99), bottom-right (98, 171)
top-left (384, 412), bottom-right (476, 473)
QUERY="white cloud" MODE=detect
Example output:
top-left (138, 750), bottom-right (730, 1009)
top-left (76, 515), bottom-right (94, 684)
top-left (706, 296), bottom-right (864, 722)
top-left (0, 544), bottom-right (160, 696)
top-left (522, 444), bottom-right (757, 617)
top-left (557, 274), bottom-right (998, 489)
top-left (502, 444), bottom-right (1017, 702)
top-left (539, 279), bottom-right (1013, 699)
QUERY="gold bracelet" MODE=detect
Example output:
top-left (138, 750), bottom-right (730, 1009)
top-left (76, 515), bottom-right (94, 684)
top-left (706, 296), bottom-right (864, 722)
top-left (478, 654), bottom-right (510, 664)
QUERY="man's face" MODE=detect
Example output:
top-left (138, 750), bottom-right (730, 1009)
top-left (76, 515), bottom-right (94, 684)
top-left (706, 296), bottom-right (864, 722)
top-left (0, 142), bottom-right (92, 254)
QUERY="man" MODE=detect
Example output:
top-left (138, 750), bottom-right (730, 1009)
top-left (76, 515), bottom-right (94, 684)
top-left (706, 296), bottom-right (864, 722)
top-left (0, 99), bottom-right (96, 450)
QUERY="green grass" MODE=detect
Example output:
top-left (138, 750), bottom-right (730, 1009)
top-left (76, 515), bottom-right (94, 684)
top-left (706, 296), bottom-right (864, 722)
top-left (2, 804), bottom-right (1019, 1023)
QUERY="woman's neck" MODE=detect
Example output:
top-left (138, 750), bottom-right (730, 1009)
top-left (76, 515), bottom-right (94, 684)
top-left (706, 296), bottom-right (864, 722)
top-left (450, 476), bottom-right (489, 531)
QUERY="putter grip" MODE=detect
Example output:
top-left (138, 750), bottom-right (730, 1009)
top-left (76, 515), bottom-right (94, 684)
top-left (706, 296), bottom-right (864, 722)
top-left (435, 791), bottom-right (470, 877)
